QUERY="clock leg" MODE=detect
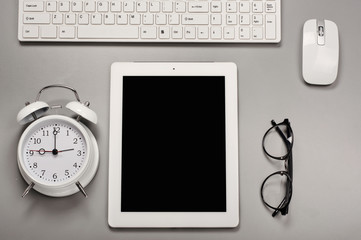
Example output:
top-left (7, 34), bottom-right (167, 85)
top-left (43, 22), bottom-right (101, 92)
top-left (22, 182), bottom-right (35, 198)
top-left (76, 181), bottom-right (88, 198)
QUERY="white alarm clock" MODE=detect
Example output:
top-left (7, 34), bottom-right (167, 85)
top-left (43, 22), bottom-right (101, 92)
top-left (17, 85), bottom-right (99, 198)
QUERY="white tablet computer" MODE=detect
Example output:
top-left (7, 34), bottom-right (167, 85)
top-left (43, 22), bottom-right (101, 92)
top-left (108, 62), bottom-right (239, 228)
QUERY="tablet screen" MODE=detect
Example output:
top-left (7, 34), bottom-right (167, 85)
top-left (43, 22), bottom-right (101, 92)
top-left (121, 76), bottom-right (226, 212)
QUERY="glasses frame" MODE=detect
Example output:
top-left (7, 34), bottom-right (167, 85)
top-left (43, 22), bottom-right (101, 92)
top-left (260, 119), bottom-right (293, 217)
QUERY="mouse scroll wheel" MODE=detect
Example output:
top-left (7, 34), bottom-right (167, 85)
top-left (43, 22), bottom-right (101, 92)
top-left (317, 20), bottom-right (325, 46)
top-left (318, 26), bottom-right (325, 37)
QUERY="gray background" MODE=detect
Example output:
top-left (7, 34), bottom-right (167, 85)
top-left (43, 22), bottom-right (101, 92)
top-left (1, 0), bottom-right (361, 239)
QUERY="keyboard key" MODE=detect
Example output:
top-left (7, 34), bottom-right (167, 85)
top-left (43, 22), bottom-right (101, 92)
top-left (143, 13), bottom-right (154, 25)
top-left (252, 15), bottom-right (263, 25)
top-left (110, 1), bottom-right (121, 12)
top-left (182, 15), bottom-right (208, 25)
top-left (117, 14), bottom-right (128, 24)
top-left (24, 2), bottom-right (44, 12)
top-left (224, 27), bottom-right (235, 39)
top-left (78, 25), bottom-right (139, 38)
top-left (136, 1), bottom-right (147, 12)
top-left (211, 1), bottom-right (221, 13)
top-left (175, 2), bottom-right (186, 13)
top-left (159, 26), bottom-right (170, 39)
top-left (59, 26), bottom-right (75, 38)
top-left (198, 27), bottom-right (209, 39)
top-left (171, 26), bottom-right (182, 39)
top-left (123, 1), bottom-right (134, 12)
top-left (104, 13), bottom-right (115, 25)
top-left (23, 13), bottom-right (51, 24)
top-left (239, 2), bottom-right (250, 13)
top-left (23, 25), bottom-right (39, 38)
top-left (91, 14), bottom-right (102, 24)
top-left (188, 2), bottom-right (209, 13)
top-left (52, 13), bottom-right (63, 24)
top-left (265, 15), bottom-right (276, 39)
top-left (85, 1), bottom-right (96, 12)
top-left (46, 1), bottom-right (57, 12)
top-left (252, 2), bottom-right (263, 13)
top-left (149, 2), bottom-right (160, 13)
top-left (156, 14), bottom-right (167, 25)
top-left (169, 14), bottom-right (180, 25)
top-left (185, 27), bottom-right (196, 39)
top-left (240, 14), bottom-right (250, 25)
top-left (239, 27), bottom-right (250, 39)
top-left (227, 15), bottom-right (237, 25)
top-left (141, 26), bottom-right (156, 39)
top-left (211, 14), bottom-right (222, 25)
top-left (41, 26), bottom-right (57, 38)
top-left (65, 13), bottom-right (76, 25)
top-left (129, 14), bottom-right (141, 24)
top-left (79, 13), bottom-right (89, 25)
top-left (211, 27), bottom-right (222, 39)
top-left (59, 1), bottom-right (70, 12)
top-left (162, 2), bottom-right (173, 13)
top-left (266, 2), bottom-right (276, 13)
top-left (252, 27), bottom-right (263, 39)
top-left (72, 1), bottom-right (83, 12)
top-left (226, 2), bottom-right (237, 13)
top-left (97, 1), bottom-right (109, 12)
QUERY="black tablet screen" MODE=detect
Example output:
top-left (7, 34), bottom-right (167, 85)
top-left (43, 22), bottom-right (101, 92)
top-left (121, 76), bottom-right (226, 212)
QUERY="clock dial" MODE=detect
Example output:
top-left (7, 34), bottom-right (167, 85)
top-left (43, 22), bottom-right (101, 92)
top-left (21, 119), bottom-right (88, 186)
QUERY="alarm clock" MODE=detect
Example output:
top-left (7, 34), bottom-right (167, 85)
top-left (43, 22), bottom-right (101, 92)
top-left (17, 85), bottom-right (99, 198)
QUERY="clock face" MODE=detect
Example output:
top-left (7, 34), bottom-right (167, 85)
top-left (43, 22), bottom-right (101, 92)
top-left (19, 117), bottom-right (89, 186)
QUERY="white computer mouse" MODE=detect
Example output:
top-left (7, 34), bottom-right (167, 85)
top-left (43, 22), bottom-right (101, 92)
top-left (302, 19), bottom-right (339, 85)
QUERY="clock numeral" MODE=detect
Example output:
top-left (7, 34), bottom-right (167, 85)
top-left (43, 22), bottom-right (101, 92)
top-left (67, 130), bottom-right (69, 136)
top-left (77, 150), bottom-right (82, 156)
top-left (73, 138), bottom-right (78, 144)
top-left (33, 162), bottom-right (38, 168)
top-left (65, 170), bottom-right (69, 176)
top-left (41, 170), bottom-right (46, 176)
top-left (73, 163), bottom-right (78, 168)
top-left (53, 173), bottom-right (57, 179)
top-left (33, 138), bottom-right (41, 144)
top-left (53, 127), bottom-right (60, 135)
top-left (29, 150), bottom-right (34, 156)
top-left (42, 130), bottom-right (49, 136)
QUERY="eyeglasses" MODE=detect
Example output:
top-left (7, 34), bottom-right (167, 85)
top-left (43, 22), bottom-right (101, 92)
top-left (260, 119), bottom-right (293, 217)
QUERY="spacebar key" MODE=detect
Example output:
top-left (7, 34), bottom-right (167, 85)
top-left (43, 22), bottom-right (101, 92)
top-left (78, 26), bottom-right (139, 39)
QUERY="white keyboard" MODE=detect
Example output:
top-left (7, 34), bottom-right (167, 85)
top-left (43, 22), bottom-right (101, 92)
top-left (18, 0), bottom-right (281, 43)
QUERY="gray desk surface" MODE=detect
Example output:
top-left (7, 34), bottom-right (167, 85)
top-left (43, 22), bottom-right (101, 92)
top-left (2, 0), bottom-right (361, 239)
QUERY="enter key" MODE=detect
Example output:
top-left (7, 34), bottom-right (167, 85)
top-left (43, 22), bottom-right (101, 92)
top-left (265, 15), bottom-right (276, 40)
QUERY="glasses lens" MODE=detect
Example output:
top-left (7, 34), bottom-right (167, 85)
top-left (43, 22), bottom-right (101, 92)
top-left (261, 172), bottom-right (291, 210)
top-left (263, 124), bottom-right (293, 159)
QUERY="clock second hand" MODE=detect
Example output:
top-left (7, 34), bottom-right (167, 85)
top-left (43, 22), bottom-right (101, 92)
top-left (30, 148), bottom-right (75, 155)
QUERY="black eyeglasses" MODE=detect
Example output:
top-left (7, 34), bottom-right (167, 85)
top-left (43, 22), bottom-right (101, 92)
top-left (260, 119), bottom-right (293, 217)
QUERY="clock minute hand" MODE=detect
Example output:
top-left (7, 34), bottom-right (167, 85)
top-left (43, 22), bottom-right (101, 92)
top-left (58, 148), bottom-right (75, 153)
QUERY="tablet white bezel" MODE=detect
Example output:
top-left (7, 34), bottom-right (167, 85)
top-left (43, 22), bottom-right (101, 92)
top-left (109, 62), bottom-right (239, 228)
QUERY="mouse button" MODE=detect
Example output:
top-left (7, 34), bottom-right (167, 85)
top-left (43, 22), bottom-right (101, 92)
top-left (303, 19), bottom-right (317, 46)
top-left (324, 20), bottom-right (339, 48)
